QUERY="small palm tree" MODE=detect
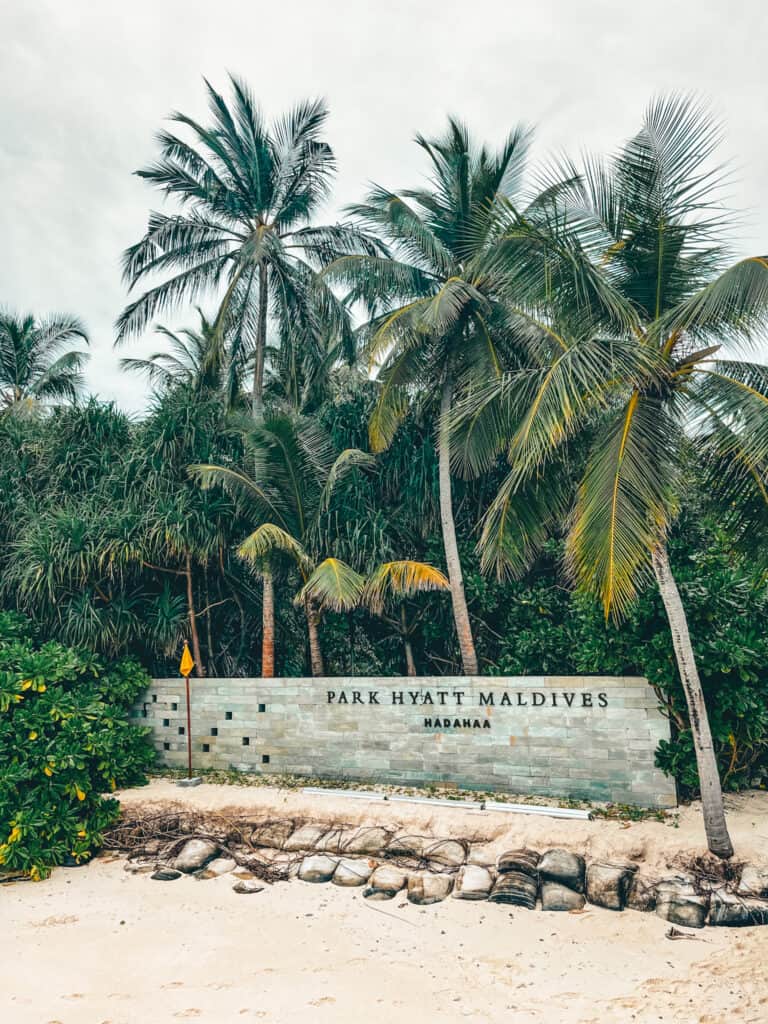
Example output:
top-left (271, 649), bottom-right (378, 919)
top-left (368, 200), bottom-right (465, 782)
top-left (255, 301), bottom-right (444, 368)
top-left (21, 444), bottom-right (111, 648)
top-left (472, 96), bottom-right (768, 859)
top-left (0, 310), bottom-right (88, 412)
top-left (117, 75), bottom-right (377, 417)
top-left (327, 119), bottom-right (533, 675)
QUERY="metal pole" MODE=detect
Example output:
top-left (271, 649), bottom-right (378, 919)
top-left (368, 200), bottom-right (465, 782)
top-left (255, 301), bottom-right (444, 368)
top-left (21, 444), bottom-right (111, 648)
top-left (185, 674), bottom-right (192, 778)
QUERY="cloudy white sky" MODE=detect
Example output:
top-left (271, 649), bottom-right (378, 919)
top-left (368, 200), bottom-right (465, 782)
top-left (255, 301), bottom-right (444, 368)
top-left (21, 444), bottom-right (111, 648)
top-left (1, 0), bottom-right (767, 411)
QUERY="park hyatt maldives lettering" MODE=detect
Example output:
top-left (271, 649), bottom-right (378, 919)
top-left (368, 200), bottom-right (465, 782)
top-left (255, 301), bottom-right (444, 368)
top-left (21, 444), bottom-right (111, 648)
top-left (326, 690), bottom-right (609, 708)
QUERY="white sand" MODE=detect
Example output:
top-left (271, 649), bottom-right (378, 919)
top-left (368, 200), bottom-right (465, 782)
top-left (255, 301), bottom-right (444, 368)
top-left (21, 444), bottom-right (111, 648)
top-left (2, 782), bottom-right (767, 1024)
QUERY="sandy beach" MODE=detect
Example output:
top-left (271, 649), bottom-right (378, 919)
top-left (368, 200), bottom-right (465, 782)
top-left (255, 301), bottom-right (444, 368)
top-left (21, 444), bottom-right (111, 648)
top-left (2, 782), bottom-right (767, 1024)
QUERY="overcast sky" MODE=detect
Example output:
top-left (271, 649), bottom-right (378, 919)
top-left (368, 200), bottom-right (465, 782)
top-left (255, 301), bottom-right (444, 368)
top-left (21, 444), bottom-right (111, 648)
top-left (2, 0), bottom-right (766, 412)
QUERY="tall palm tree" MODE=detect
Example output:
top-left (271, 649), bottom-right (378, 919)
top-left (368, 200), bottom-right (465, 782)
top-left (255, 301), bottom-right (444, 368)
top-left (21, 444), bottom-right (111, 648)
top-left (327, 119), bottom-right (533, 675)
top-left (470, 96), bottom-right (768, 858)
top-left (117, 75), bottom-right (378, 417)
top-left (0, 311), bottom-right (88, 412)
top-left (191, 411), bottom-right (373, 676)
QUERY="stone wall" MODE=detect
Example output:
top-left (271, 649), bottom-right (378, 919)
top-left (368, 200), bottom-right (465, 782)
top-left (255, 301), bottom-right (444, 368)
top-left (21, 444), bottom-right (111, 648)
top-left (133, 675), bottom-right (677, 808)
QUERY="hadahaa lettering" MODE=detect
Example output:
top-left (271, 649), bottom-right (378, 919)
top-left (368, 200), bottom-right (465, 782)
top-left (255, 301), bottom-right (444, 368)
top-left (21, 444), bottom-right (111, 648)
top-left (326, 689), bottom-right (609, 708)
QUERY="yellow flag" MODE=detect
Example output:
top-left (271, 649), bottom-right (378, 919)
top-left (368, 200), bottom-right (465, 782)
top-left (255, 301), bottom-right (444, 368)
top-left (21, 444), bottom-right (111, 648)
top-left (179, 642), bottom-right (195, 678)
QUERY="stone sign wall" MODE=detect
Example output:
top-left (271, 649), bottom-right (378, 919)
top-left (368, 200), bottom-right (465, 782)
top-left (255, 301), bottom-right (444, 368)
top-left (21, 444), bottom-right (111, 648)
top-left (134, 675), bottom-right (677, 808)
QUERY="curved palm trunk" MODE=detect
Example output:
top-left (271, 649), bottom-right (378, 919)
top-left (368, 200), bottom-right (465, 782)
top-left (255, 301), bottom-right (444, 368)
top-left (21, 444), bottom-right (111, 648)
top-left (305, 598), bottom-right (325, 677)
top-left (185, 553), bottom-right (205, 678)
top-left (652, 544), bottom-right (733, 859)
top-left (251, 262), bottom-right (268, 420)
top-left (438, 378), bottom-right (479, 676)
top-left (261, 568), bottom-right (275, 678)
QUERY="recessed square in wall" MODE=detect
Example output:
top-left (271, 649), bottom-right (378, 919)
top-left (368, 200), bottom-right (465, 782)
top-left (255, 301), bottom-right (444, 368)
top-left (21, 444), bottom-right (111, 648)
top-left (258, 704), bottom-right (266, 713)
top-left (225, 711), bottom-right (233, 720)
top-left (202, 743), bottom-right (210, 752)
top-left (242, 737), bottom-right (250, 746)
top-left (211, 727), bottom-right (218, 736)
top-left (261, 754), bottom-right (270, 764)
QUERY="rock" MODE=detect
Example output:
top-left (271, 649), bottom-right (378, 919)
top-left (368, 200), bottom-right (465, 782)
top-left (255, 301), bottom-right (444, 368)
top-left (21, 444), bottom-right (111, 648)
top-left (232, 880), bottom-right (265, 895)
top-left (333, 858), bottom-right (375, 887)
top-left (283, 824), bottom-right (329, 853)
top-left (363, 865), bottom-right (409, 900)
top-left (627, 873), bottom-right (658, 913)
top-left (204, 857), bottom-right (236, 876)
top-left (314, 828), bottom-right (345, 854)
top-left (538, 849), bottom-right (586, 893)
top-left (298, 855), bottom-right (339, 883)
top-left (151, 869), bottom-right (182, 881)
top-left (386, 834), bottom-right (427, 858)
top-left (424, 840), bottom-right (466, 868)
top-left (655, 881), bottom-right (709, 929)
top-left (585, 862), bottom-right (636, 911)
top-left (173, 839), bottom-right (220, 874)
top-left (488, 871), bottom-right (538, 909)
top-left (340, 827), bottom-right (391, 856)
top-left (467, 845), bottom-right (495, 868)
top-left (407, 872), bottom-right (454, 905)
top-left (452, 865), bottom-right (493, 900)
top-left (497, 849), bottom-right (540, 876)
top-left (251, 821), bottom-right (295, 850)
top-left (708, 891), bottom-right (768, 927)
top-left (737, 865), bottom-right (768, 899)
top-left (540, 881), bottom-right (586, 912)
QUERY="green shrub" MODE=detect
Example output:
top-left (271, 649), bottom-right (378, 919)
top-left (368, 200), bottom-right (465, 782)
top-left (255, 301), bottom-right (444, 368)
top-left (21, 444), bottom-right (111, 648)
top-left (0, 615), bottom-right (153, 879)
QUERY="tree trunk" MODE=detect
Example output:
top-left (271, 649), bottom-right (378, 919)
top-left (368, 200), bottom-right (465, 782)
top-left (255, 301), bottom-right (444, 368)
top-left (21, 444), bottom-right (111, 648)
top-left (261, 567), bottom-right (275, 678)
top-left (401, 605), bottom-right (417, 677)
top-left (438, 378), bottom-right (479, 676)
top-left (185, 553), bottom-right (205, 678)
top-left (305, 598), bottom-right (325, 677)
top-left (251, 262), bottom-right (268, 419)
top-left (652, 544), bottom-right (734, 859)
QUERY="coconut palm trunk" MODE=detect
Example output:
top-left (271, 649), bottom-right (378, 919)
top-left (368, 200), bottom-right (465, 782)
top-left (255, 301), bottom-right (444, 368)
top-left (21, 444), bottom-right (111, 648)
top-left (305, 598), bottom-right (325, 676)
top-left (651, 544), bottom-right (734, 858)
top-left (438, 378), bottom-right (479, 676)
top-left (261, 567), bottom-right (275, 678)
top-left (252, 263), bottom-right (268, 419)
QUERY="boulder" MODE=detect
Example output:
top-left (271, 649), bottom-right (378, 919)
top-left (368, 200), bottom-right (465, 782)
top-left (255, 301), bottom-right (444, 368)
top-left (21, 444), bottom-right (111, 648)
top-left (540, 881), bottom-right (585, 912)
top-left (298, 855), bottom-right (339, 883)
top-left (332, 858), bottom-right (375, 887)
top-left (283, 824), bottom-right (329, 853)
top-left (173, 838), bottom-right (220, 874)
top-left (467, 845), bottom-right (496, 868)
top-left (424, 839), bottom-right (466, 868)
top-left (341, 827), bottom-right (391, 856)
top-left (488, 871), bottom-right (538, 909)
top-left (407, 872), bottom-right (454, 905)
top-left (538, 849), bottom-right (586, 893)
top-left (203, 857), bottom-right (236, 876)
top-left (736, 865), bottom-right (768, 899)
top-left (364, 865), bottom-right (409, 900)
top-left (386, 834), bottom-right (427, 858)
top-left (497, 849), bottom-right (540, 876)
top-left (314, 828), bottom-right (346, 854)
top-left (452, 865), bottom-right (494, 901)
top-left (655, 881), bottom-right (709, 929)
top-left (251, 821), bottom-right (294, 850)
top-left (626, 873), bottom-right (658, 913)
top-left (585, 862), bottom-right (636, 911)
top-left (151, 869), bottom-right (182, 881)
top-left (232, 879), bottom-right (264, 895)
top-left (709, 892), bottom-right (768, 927)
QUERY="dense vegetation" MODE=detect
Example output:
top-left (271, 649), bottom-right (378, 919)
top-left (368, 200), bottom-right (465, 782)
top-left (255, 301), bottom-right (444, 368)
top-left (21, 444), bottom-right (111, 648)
top-left (0, 612), bottom-right (153, 879)
top-left (2, 79), bottom-right (768, 856)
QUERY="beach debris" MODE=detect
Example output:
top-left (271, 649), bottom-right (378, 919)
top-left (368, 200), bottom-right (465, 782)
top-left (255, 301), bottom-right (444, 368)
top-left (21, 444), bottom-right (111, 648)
top-left (283, 824), bottom-right (329, 853)
top-left (655, 881), bottom-right (710, 929)
top-left (452, 865), bottom-right (493, 901)
top-left (488, 872), bottom-right (538, 909)
top-left (538, 849), bottom-right (586, 893)
top-left (364, 865), bottom-right (409, 900)
top-left (124, 860), bottom-right (155, 874)
top-left (736, 865), bottom-right (768, 899)
top-left (708, 892), bottom-right (768, 927)
top-left (151, 869), bottom-right (182, 881)
top-left (340, 827), bottom-right (392, 856)
top-left (232, 880), bottom-right (265, 895)
top-left (585, 862), bottom-right (636, 911)
top-left (313, 827), bottom-right (345, 854)
top-left (298, 855), bottom-right (339, 883)
top-left (665, 926), bottom-right (701, 940)
top-left (424, 839), bottom-right (466, 868)
top-left (251, 821), bottom-right (295, 850)
top-left (540, 881), bottom-right (586, 912)
top-left (626, 873), bottom-right (659, 913)
top-left (407, 872), bottom-right (454, 905)
top-left (385, 834), bottom-right (427, 858)
top-left (466, 844), bottom-right (495, 868)
top-left (497, 849), bottom-right (540, 876)
top-left (332, 858), bottom-right (376, 887)
top-left (173, 838), bottom-right (221, 873)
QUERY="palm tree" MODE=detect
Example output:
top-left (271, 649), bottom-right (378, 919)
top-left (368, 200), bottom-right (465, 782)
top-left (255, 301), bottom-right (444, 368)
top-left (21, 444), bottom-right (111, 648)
top-left (327, 119), bottom-right (533, 675)
top-left (191, 411), bottom-right (373, 676)
top-left (0, 310), bottom-right (88, 412)
top-left (117, 75), bottom-right (378, 418)
top-left (471, 96), bottom-right (768, 859)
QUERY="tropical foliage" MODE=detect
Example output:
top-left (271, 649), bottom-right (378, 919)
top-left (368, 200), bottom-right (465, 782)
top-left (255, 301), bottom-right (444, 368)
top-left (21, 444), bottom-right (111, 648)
top-left (2, 82), bottom-right (768, 859)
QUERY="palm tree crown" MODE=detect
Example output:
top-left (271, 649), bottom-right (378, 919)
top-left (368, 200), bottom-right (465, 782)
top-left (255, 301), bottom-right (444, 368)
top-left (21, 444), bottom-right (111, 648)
top-left (0, 310), bottom-right (88, 412)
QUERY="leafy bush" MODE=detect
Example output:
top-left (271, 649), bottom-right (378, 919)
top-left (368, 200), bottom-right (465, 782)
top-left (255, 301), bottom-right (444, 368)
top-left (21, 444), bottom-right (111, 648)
top-left (0, 615), bottom-right (153, 879)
